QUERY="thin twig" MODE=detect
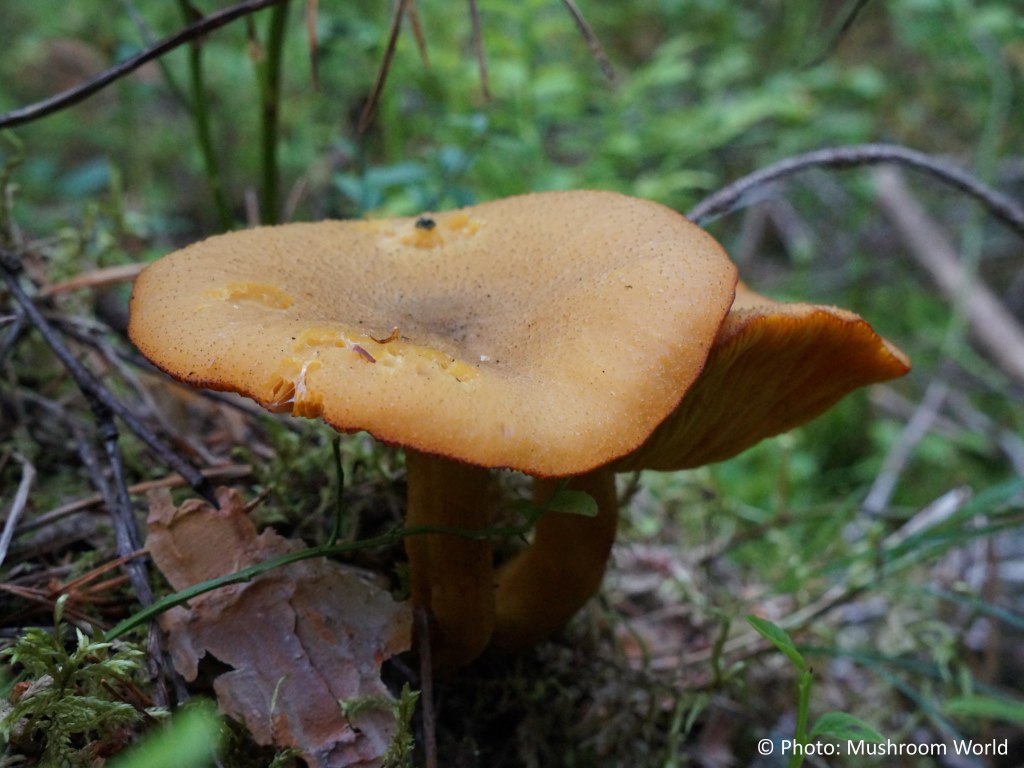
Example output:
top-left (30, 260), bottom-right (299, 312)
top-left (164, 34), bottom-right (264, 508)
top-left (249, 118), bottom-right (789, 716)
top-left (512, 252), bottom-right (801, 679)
top-left (882, 486), bottom-right (971, 552)
top-left (874, 166), bottom-right (1024, 387)
top-left (862, 379), bottom-right (949, 517)
top-left (687, 143), bottom-right (1024, 240)
top-left (560, 0), bottom-right (616, 82)
top-left (416, 606), bottom-right (438, 768)
top-left (17, 464), bottom-right (252, 535)
top-left (0, 453), bottom-right (36, 569)
top-left (407, 0), bottom-right (431, 69)
top-left (358, 0), bottom-right (411, 135)
top-left (0, 306), bottom-right (29, 365)
top-left (98, 414), bottom-right (154, 605)
top-left (306, 0), bottom-right (320, 89)
top-left (254, 0), bottom-right (292, 224)
top-left (52, 315), bottom-right (226, 467)
top-left (10, 393), bottom-right (171, 703)
top-left (14, 353), bottom-right (171, 700)
top-left (19, 382), bottom-right (152, 606)
top-left (0, 253), bottom-right (216, 506)
top-left (39, 263), bottom-right (145, 297)
top-left (0, 583), bottom-right (106, 631)
top-left (945, 390), bottom-right (1024, 475)
top-left (467, 0), bottom-right (489, 101)
top-left (0, 0), bottom-right (286, 130)
top-left (807, 0), bottom-right (876, 67)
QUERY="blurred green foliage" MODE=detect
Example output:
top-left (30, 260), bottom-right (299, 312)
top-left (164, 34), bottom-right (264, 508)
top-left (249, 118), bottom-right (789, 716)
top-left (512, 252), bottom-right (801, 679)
top-left (2, 1), bottom-right (1020, 225)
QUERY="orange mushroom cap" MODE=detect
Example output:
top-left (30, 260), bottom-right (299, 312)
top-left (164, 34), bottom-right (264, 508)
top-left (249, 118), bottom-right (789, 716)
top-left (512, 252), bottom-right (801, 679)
top-left (615, 283), bottom-right (912, 472)
top-left (128, 191), bottom-right (738, 476)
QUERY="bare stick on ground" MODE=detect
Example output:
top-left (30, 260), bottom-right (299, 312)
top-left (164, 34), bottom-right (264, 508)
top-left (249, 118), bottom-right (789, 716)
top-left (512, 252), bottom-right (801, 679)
top-left (0, 252), bottom-right (217, 505)
top-left (874, 166), bottom-right (1024, 387)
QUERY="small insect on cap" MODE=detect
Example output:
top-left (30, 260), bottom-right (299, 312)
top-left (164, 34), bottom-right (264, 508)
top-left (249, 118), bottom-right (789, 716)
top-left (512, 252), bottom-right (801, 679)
top-left (128, 190), bottom-right (737, 475)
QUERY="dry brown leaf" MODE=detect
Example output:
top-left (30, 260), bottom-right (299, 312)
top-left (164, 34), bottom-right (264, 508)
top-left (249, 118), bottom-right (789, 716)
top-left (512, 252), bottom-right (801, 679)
top-left (146, 487), bottom-right (412, 768)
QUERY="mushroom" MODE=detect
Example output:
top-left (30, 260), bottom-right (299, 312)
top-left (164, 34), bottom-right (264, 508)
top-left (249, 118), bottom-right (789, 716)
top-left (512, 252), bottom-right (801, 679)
top-left (490, 281), bottom-right (911, 651)
top-left (127, 190), bottom-right (910, 670)
top-left (128, 190), bottom-right (737, 671)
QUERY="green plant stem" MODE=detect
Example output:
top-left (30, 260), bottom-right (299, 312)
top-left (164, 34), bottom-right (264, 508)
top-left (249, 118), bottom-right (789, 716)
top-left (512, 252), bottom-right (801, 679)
top-left (789, 667), bottom-right (813, 768)
top-left (179, 1), bottom-right (234, 230)
top-left (105, 510), bottom-right (552, 641)
top-left (256, 0), bottom-right (291, 224)
top-left (122, 0), bottom-right (190, 108)
top-left (327, 436), bottom-right (345, 546)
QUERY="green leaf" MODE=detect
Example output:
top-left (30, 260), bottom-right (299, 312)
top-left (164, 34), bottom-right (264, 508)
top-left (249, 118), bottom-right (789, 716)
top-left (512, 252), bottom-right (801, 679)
top-left (945, 695), bottom-right (1024, 724)
top-left (746, 616), bottom-right (805, 671)
top-left (109, 702), bottom-right (221, 768)
top-left (809, 711), bottom-right (884, 742)
top-left (546, 488), bottom-right (598, 518)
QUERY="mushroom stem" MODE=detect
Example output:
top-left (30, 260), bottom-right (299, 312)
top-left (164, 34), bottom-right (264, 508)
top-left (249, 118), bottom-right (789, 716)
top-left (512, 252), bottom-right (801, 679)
top-left (491, 469), bottom-right (618, 652)
top-left (404, 449), bottom-right (496, 672)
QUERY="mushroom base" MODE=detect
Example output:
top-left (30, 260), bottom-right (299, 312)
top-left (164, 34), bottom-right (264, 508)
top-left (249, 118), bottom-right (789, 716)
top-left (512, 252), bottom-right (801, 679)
top-left (404, 457), bottom-right (617, 670)
top-left (404, 449), bottom-right (497, 673)
top-left (491, 470), bottom-right (618, 653)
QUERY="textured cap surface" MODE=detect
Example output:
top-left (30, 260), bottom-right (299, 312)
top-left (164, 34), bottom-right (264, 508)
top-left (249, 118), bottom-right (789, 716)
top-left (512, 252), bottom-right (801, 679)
top-left (129, 190), bottom-right (737, 476)
top-left (615, 283), bottom-right (911, 471)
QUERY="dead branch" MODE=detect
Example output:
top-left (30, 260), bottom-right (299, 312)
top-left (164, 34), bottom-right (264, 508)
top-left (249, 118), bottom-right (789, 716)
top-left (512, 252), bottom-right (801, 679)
top-left (358, 0), bottom-right (614, 134)
top-left (687, 143), bottom-right (1024, 241)
top-left (0, 453), bottom-right (35, 569)
top-left (0, 251), bottom-right (217, 505)
top-left (18, 464), bottom-right (253, 536)
top-left (560, 0), bottom-right (616, 82)
top-left (468, 0), bottom-right (490, 100)
top-left (16, 386), bottom-right (152, 606)
top-left (358, 0), bottom-right (412, 135)
top-left (807, 0), bottom-right (876, 67)
top-left (0, 0), bottom-right (286, 129)
top-left (39, 263), bottom-right (145, 298)
top-left (874, 166), bottom-right (1024, 388)
top-left (862, 379), bottom-right (949, 516)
